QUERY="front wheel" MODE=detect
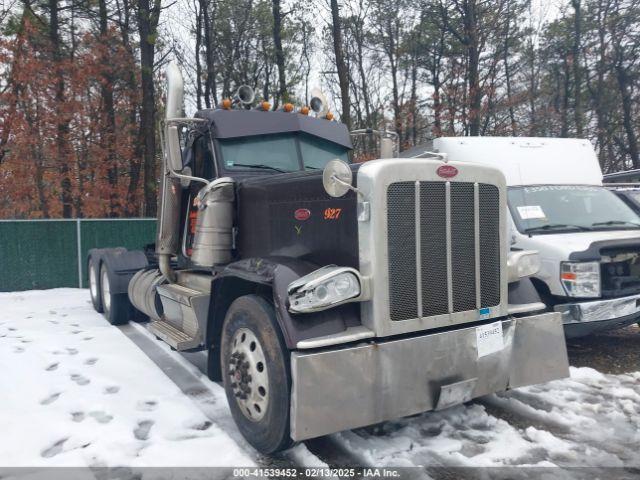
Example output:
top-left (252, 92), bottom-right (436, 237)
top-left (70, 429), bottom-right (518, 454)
top-left (221, 295), bottom-right (293, 454)
top-left (100, 262), bottom-right (130, 325)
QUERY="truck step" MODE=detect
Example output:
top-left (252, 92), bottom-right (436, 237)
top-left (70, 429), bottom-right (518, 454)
top-left (148, 320), bottom-right (200, 351)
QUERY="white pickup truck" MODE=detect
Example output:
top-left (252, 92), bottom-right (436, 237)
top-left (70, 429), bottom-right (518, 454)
top-left (435, 137), bottom-right (640, 337)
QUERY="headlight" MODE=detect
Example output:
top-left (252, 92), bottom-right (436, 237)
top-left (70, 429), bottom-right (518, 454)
top-left (288, 266), bottom-right (364, 313)
top-left (560, 261), bottom-right (601, 298)
top-left (507, 250), bottom-right (541, 283)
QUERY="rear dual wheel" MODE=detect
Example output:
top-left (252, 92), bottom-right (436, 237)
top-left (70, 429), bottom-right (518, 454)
top-left (220, 295), bottom-right (293, 454)
top-left (88, 256), bottom-right (129, 325)
top-left (88, 258), bottom-right (103, 313)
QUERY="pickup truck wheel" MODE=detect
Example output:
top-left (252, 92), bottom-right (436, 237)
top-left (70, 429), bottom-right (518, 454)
top-left (221, 295), bottom-right (293, 454)
top-left (88, 258), bottom-right (103, 313)
top-left (100, 263), bottom-right (129, 325)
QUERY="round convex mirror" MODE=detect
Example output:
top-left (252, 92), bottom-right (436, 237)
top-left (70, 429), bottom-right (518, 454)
top-left (322, 159), bottom-right (353, 198)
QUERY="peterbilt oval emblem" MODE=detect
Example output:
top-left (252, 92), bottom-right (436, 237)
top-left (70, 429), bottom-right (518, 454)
top-left (437, 165), bottom-right (458, 178)
top-left (294, 208), bottom-right (311, 221)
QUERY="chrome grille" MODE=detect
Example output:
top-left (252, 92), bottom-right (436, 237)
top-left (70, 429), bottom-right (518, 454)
top-left (387, 181), bottom-right (501, 321)
top-left (479, 184), bottom-right (501, 307)
top-left (420, 183), bottom-right (448, 317)
top-left (450, 183), bottom-right (477, 312)
top-left (387, 182), bottom-right (418, 321)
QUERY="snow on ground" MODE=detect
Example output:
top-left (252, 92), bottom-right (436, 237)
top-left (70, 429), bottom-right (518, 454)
top-left (331, 365), bottom-right (640, 469)
top-left (1, 288), bottom-right (639, 472)
top-left (0, 289), bottom-right (253, 468)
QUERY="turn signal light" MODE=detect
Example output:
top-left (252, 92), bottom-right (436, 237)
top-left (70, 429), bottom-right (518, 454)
top-left (299, 106), bottom-right (310, 115)
top-left (283, 103), bottom-right (294, 112)
top-left (560, 272), bottom-right (577, 280)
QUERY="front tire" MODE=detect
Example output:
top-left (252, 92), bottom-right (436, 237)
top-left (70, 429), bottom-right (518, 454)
top-left (88, 257), bottom-right (103, 313)
top-left (100, 263), bottom-right (130, 325)
top-left (221, 295), bottom-right (293, 454)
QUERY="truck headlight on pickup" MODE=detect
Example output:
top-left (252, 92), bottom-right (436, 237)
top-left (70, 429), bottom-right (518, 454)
top-left (288, 266), bottom-right (366, 313)
top-left (507, 250), bottom-right (541, 283)
top-left (560, 261), bottom-right (601, 298)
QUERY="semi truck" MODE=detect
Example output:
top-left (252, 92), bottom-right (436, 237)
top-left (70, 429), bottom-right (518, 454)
top-left (435, 137), bottom-right (640, 338)
top-left (87, 64), bottom-right (569, 454)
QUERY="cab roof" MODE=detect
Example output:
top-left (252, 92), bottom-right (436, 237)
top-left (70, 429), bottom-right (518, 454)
top-left (434, 137), bottom-right (602, 186)
top-left (194, 109), bottom-right (352, 149)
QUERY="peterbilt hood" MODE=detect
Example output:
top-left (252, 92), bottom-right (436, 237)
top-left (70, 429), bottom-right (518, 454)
top-left (515, 229), bottom-right (640, 259)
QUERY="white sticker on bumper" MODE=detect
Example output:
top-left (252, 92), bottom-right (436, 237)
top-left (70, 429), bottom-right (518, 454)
top-left (476, 321), bottom-right (504, 358)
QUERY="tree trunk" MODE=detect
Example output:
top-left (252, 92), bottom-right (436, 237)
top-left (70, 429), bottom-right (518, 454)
top-left (466, 3), bottom-right (480, 137)
top-left (137, 0), bottom-right (161, 217)
top-left (49, 0), bottom-right (73, 218)
top-left (272, 0), bottom-right (287, 108)
top-left (571, 0), bottom-right (583, 136)
top-left (200, 0), bottom-right (217, 108)
top-left (330, 0), bottom-right (351, 129)
top-left (99, 0), bottom-right (118, 216)
top-left (195, 0), bottom-right (204, 111)
top-left (615, 64), bottom-right (640, 168)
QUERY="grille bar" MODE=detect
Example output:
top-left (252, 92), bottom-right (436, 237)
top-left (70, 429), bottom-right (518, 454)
top-left (387, 182), bottom-right (418, 321)
top-left (387, 181), bottom-right (501, 322)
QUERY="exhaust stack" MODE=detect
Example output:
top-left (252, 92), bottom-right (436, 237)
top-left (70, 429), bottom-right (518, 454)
top-left (156, 62), bottom-right (184, 282)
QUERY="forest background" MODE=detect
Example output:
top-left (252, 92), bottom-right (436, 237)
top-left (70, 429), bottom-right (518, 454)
top-left (1, 0), bottom-right (638, 218)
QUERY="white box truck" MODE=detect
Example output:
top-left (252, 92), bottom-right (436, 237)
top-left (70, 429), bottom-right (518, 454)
top-left (435, 137), bottom-right (640, 337)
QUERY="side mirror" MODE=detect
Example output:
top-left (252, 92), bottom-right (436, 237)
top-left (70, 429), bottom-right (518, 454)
top-left (380, 137), bottom-right (394, 158)
top-left (322, 159), bottom-right (353, 198)
top-left (166, 125), bottom-right (183, 172)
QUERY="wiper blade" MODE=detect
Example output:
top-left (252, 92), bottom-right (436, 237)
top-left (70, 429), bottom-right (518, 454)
top-left (524, 223), bottom-right (592, 234)
top-left (232, 163), bottom-right (287, 173)
top-left (592, 220), bottom-right (640, 228)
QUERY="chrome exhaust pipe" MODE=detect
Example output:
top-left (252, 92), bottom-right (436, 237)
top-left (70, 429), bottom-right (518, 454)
top-left (156, 62), bottom-right (184, 283)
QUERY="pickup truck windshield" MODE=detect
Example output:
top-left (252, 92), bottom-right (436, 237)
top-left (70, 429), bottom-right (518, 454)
top-left (508, 185), bottom-right (640, 234)
top-left (219, 132), bottom-right (350, 173)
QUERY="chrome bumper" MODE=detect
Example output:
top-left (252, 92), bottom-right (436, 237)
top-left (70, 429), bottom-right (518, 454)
top-left (289, 312), bottom-right (568, 441)
top-left (554, 292), bottom-right (640, 324)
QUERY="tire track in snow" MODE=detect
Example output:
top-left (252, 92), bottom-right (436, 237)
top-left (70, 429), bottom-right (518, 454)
top-left (119, 322), bottom-right (327, 470)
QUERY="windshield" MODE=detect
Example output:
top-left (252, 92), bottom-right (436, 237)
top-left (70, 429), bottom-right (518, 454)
top-left (508, 185), bottom-right (640, 234)
top-left (218, 132), bottom-right (350, 173)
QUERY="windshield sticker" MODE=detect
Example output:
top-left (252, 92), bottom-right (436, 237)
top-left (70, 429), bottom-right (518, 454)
top-left (517, 205), bottom-right (547, 220)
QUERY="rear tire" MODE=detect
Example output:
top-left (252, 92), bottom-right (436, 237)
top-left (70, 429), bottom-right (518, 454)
top-left (221, 295), bottom-right (294, 454)
top-left (88, 257), bottom-right (103, 313)
top-left (100, 262), bottom-right (130, 325)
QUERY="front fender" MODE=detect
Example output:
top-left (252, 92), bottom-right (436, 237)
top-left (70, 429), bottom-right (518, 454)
top-left (89, 248), bottom-right (148, 294)
top-left (211, 257), bottom-right (362, 350)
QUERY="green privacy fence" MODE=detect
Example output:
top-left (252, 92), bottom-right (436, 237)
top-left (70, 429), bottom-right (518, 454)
top-left (0, 219), bottom-right (156, 292)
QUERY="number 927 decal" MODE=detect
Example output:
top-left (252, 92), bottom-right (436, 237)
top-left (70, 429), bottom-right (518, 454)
top-left (324, 208), bottom-right (342, 220)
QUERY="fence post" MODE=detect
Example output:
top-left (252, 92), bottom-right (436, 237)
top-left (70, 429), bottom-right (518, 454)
top-left (76, 219), bottom-right (82, 288)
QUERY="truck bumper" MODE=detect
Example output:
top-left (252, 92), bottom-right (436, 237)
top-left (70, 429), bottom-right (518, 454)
top-left (289, 312), bottom-right (568, 441)
top-left (554, 293), bottom-right (640, 338)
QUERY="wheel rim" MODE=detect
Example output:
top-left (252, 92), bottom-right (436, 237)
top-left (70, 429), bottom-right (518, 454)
top-left (101, 268), bottom-right (111, 313)
top-left (89, 262), bottom-right (98, 301)
top-left (228, 327), bottom-right (269, 422)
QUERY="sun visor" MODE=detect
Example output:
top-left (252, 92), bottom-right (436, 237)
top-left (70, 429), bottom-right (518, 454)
top-left (194, 109), bottom-right (352, 149)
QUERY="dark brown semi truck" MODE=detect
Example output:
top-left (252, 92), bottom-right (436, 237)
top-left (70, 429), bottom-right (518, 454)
top-left (88, 64), bottom-right (569, 454)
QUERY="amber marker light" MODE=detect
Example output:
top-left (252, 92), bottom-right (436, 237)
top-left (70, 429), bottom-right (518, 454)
top-left (221, 98), bottom-right (232, 110)
top-left (260, 101), bottom-right (271, 111)
top-left (299, 106), bottom-right (310, 115)
top-left (561, 272), bottom-right (577, 280)
top-left (283, 103), bottom-right (294, 112)
top-left (325, 111), bottom-right (334, 121)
